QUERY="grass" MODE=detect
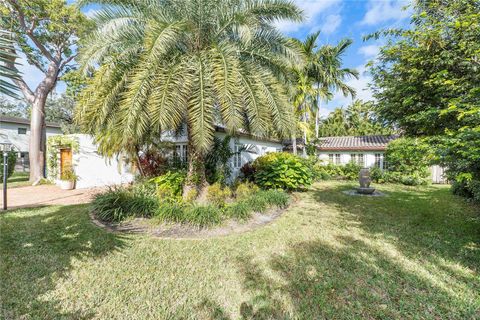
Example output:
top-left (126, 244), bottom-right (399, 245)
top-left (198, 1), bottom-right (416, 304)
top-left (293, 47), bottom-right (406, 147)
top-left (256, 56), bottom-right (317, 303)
top-left (0, 171), bottom-right (30, 188)
top-left (1, 181), bottom-right (479, 319)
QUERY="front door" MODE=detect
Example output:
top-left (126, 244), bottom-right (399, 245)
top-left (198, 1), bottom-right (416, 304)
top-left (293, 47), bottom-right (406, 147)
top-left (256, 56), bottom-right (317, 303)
top-left (60, 148), bottom-right (72, 176)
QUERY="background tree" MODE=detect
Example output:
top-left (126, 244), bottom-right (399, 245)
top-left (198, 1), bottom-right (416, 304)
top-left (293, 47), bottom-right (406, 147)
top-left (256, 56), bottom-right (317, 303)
top-left (318, 100), bottom-right (394, 137)
top-left (369, 0), bottom-right (480, 200)
top-left (77, 0), bottom-right (301, 197)
top-left (1, 0), bottom-right (89, 182)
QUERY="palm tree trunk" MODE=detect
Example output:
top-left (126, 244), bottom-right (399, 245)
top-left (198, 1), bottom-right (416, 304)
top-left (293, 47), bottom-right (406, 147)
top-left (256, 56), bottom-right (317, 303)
top-left (315, 107), bottom-right (320, 139)
top-left (183, 126), bottom-right (208, 200)
top-left (302, 111), bottom-right (307, 157)
top-left (291, 134), bottom-right (297, 155)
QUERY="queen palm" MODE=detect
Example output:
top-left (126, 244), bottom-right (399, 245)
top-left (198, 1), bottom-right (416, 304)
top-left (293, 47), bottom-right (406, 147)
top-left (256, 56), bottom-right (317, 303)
top-left (77, 0), bottom-right (302, 195)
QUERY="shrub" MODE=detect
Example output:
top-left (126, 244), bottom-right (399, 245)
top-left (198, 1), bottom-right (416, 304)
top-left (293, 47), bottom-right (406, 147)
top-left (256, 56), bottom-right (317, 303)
top-left (154, 202), bottom-right (185, 223)
top-left (261, 189), bottom-right (290, 208)
top-left (0, 151), bottom-right (16, 181)
top-left (235, 181), bottom-right (260, 200)
top-left (91, 186), bottom-right (158, 222)
top-left (60, 167), bottom-right (77, 181)
top-left (184, 205), bottom-right (222, 227)
top-left (342, 161), bottom-right (362, 180)
top-left (246, 193), bottom-right (269, 212)
top-left (226, 201), bottom-right (252, 220)
top-left (239, 162), bottom-right (256, 182)
top-left (252, 152), bottom-right (312, 190)
top-left (206, 182), bottom-right (232, 207)
top-left (150, 171), bottom-right (186, 201)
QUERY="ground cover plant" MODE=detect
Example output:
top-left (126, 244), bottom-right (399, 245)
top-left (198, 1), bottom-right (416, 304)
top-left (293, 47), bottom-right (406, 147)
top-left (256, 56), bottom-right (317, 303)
top-left (1, 181), bottom-right (479, 319)
top-left (91, 180), bottom-right (290, 227)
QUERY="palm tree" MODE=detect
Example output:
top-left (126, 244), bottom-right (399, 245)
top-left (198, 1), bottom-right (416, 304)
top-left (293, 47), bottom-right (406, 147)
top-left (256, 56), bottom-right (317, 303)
top-left (0, 29), bottom-right (20, 98)
top-left (77, 0), bottom-right (302, 196)
top-left (314, 39), bottom-right (359, 138)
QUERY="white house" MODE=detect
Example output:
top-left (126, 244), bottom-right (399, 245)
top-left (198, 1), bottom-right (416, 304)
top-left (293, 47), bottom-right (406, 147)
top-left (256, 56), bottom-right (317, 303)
top-left (316, 135), bottom-right (398, 169)
top-left (163, 125), bottom-right (284, 178)
top-left (47, 134), bottom-right (135, 189)
top-left (0, 116), bottom-right (63, 170)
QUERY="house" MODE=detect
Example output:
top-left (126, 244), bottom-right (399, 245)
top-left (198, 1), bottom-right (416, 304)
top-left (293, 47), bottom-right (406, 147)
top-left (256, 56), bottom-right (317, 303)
top-left (163, 125), bottom-right (284, 178)
top-left (316, 135), bottom-right (398, 169)
top-left (0, 116), bottom-right (63, 170)
top-left (47, 134), bottom-right (134, 189)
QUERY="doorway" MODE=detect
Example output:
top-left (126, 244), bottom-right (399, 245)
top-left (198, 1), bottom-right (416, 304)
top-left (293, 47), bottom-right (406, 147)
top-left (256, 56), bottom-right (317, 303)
top-left (60, 148), bottom-right (72, 176)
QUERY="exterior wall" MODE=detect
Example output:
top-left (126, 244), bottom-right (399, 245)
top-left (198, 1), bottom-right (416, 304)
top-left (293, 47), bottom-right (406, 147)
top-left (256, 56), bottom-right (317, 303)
top-left (318, 151), bottom-right (385, 169)
top-left (0, 121), bottom-right (62, 152)
top-left (51, 134), bottom-right (134, 189)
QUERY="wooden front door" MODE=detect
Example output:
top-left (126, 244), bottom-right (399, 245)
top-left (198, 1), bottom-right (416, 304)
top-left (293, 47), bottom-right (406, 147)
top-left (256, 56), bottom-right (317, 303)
top-left (60, 148), bottom-right (72, 176)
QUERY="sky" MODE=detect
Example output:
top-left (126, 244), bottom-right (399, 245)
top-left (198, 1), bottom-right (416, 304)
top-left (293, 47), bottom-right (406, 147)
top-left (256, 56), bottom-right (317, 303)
top-left (17, 0), bottom-right (412, 118)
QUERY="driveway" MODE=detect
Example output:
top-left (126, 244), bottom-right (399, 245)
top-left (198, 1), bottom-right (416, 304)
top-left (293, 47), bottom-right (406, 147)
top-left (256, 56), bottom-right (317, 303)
top-left (1, 185), bottom-right (104, 210)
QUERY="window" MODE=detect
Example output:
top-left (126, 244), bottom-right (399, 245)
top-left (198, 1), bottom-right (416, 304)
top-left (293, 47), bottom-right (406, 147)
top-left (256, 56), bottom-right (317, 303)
top-left (328, 154), bottom-right (334, 163)
top-left (335, 154), bottom-right (341, 165)
top-left (350, 154), bottom-right (357, 163)
top-left (375, 153), bottom-right (383, 169)
top-left (18, 128), bottom-right (27, 134)
top-left (174, 145), bottom-right (188, 163)
top-left (358, 154), bottom-right (364, 167)
top-left (233, 144), bottom-right (242, 168)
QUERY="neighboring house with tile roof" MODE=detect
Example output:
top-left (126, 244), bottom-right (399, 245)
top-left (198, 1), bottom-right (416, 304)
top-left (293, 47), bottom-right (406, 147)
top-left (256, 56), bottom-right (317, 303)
top-left (310, 135), bottom-right (398, 169)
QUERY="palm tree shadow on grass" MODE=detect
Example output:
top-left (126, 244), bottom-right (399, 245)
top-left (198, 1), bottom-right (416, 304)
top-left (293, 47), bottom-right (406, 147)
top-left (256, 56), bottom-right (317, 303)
top-left (0, 204), bottom-right (128, 319)
top-left (200, 184), bottom-right (480, 319)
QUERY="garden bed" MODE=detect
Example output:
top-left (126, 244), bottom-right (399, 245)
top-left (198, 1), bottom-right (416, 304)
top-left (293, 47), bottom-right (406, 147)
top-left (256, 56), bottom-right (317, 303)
top-left (90, 203), bottom-right (290, 239)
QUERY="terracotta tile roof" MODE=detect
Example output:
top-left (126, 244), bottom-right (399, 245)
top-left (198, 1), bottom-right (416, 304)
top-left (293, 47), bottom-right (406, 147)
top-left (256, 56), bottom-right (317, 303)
top-left (317, 135), bottom-right (398, 151)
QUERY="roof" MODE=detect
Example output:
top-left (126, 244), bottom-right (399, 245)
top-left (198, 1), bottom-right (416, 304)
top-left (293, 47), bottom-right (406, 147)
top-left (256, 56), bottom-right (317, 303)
top-left (1, 115), bottom-right (62, 128)
top-left (317, 135), bottom-right (398, 151)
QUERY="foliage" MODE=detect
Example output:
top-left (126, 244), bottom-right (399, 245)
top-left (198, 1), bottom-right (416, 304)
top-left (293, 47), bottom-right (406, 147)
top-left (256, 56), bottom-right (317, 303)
top-left (253, 152), bottom-right (312, 190)
top-left (235, 181), bottom-right (260, 200)
top-left (206, 183), bottom-right (231, 208)
top-left (260, 189), bottom-right (290, 208)
top-left (205, 136), bottom-right (240, 185)
top-left (0, 151), bottom-right (16, 180)
top-left (225, 201), bottom-right (252, 220)
top-left (368, 0), bottom-right (480, 199)
top-left (312, 163), bottom-right (347, 181)
top-left (46, 135), bottom-right (79, 180)
top-left (59, 167), bottom-right (77, 181)
top-left (317, 100), bottom-right (395, 137)
top-left (183, 205), bottom-right (223, 227)
top-left (91, 185), bottom-right (158, 222)
top-left (0, 30), bottom-right (20, 98)
top-left (239, 162), bottom-right (256, 182)
top-left (150, 171), bottom-right (186, 202)
top-left (154, 202), bottom-right (185, 224)
top-left (76, 0), bottom-right (301, 190)
top-left (385, 137), bottom-right (432, 183)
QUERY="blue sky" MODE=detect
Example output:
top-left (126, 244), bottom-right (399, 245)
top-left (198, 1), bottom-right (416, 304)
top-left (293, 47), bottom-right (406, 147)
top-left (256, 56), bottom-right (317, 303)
top-left (18, 0), bottom-right (412, 117)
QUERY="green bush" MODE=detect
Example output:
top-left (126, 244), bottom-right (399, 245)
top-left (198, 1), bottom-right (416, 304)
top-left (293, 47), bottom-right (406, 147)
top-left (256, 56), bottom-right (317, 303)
top-left (184, 205), bottom-right (222, 227)
top-left (150, 170), bottom-right (186, 201)
top-left (226, 201), bottom-right (252, 220)
top-left (246, 193), bottom-right (269, 212)
top-left (154, 202), bottom-right (185, 223)
top-left (235, 181), bottom-right (260, 199)
top-left (0, 151), bottom-right (16, 181)
top-left (91, 186), bottom-right (159, 222)
top-left (252, 152), bottom-right (312, 190)
top-left (206, 182), bottom-right (232, 207)
top-left (261, 189), bottom-right (290, 208)
top-left (342, 161), bottom-right (362, 180)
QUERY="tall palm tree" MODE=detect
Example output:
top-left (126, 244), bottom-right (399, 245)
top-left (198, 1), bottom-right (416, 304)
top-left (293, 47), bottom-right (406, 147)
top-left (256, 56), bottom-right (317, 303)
top-left (77, 0), bottom-right (302, 195)
top-left (314, 39), bottom-right (359, 138)
top-left (0, 29), bottom-right (20, 98)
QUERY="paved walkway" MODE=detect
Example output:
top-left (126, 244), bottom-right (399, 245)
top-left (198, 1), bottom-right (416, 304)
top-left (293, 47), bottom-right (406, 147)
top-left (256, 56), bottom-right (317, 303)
top-left (1, 185), bottom-right (105, 210)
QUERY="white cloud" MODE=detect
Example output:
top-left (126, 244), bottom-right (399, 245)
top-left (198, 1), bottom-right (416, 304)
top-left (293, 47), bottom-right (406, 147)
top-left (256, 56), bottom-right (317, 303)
top-left (361, 0), bottom-right (411, 26)
top-left (319, 14), bottom-right (342, 35)
top-left (358, 44), bottom-right (380, 58)
top-left (275, 0), bottom-right (342, 34)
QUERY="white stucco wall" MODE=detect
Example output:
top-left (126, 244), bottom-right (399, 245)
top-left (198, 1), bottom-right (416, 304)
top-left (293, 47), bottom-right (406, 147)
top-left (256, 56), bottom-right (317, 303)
top-left (318, 151), bottom-right (385, 169)
top-left (51, 134), bottom-right (135, 189)
top-left (0, 121), bottom-right (62, 152)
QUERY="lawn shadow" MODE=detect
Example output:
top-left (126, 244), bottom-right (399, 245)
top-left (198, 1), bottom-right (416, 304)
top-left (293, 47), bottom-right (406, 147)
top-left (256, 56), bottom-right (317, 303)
top-left (0, 204), bottom-right (128, 319)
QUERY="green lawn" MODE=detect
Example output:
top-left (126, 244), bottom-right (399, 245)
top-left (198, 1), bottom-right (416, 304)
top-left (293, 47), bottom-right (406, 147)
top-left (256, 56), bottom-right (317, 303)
top-left (1, 182), bottom-right (479, 319)
top-left (1, 171), bottom-right (30, 188)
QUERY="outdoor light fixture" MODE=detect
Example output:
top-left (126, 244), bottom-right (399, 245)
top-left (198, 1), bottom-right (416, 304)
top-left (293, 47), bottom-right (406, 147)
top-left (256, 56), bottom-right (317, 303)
top-left (0, 138), bottom-right (13, 210)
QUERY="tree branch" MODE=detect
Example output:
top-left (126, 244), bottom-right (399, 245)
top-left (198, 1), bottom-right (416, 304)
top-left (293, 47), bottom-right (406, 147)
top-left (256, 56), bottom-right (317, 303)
top-left (7, 0), bottom-right (56, 63)
top-left (59, 54), bottom-right (77, 70)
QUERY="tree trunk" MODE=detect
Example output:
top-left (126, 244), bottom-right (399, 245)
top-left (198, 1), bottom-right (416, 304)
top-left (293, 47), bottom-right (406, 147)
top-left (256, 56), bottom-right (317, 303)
top-left (29, 98), bottom-right (47, 182)
top-left (182, 128), bottom-right (208, 201)
top-left (315, 108), bottom-right (320, 139)
top-left (302, 111), bottom-right (308, 158)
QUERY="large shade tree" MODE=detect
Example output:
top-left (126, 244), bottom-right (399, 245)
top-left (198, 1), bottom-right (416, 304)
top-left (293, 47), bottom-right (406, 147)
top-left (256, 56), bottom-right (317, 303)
top-left (1, 0), bottom-right (89, 182)
top-left (77, 0), bottom-right (301, 196)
